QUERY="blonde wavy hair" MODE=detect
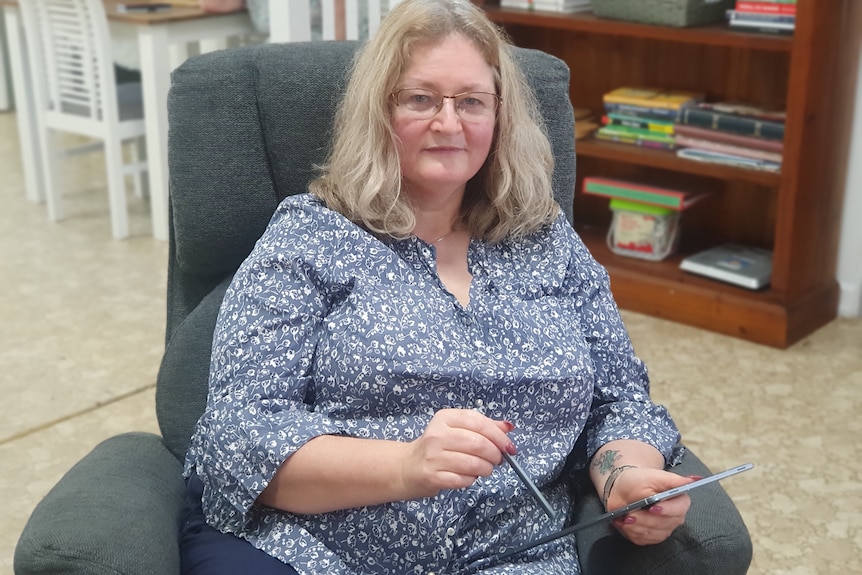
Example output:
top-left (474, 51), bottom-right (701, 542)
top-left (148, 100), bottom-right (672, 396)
top-left (309, 0), bottom-right (559, 243)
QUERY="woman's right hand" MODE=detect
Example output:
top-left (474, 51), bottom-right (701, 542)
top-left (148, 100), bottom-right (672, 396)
top-left (400, 408), bottom-right (517, 499)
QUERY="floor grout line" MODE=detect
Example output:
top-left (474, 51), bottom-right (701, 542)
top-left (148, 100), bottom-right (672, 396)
top-left (0, 383), bottom-right (158, 446)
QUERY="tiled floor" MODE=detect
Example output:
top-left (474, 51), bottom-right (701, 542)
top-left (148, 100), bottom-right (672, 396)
top-left (1, 110), bottom-right (861, 575)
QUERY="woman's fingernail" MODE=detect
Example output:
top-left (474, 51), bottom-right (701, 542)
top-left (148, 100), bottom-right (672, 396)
top-left (624, 516), bottom-right (637, 525)
top-left (688, 475), bottom-right (704, 481)
top-left (504, 420), bottom-right (515, 432)
top-left (506, 442), bottom-right (517, 455)
top-left (648, 505), bottom-right (663, 514)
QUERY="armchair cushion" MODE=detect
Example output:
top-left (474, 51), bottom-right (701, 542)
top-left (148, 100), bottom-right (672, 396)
top-left (14, 432), bottom-right (186, 575)
top-left (572, 449), bottom-right (753, 575)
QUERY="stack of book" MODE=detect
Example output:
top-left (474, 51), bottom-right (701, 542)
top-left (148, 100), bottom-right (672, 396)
top-left (675, 102), bottom-right (785, 172)
top-left (500, 0), bottom-right (592, 12)
top-left (582, 177), bottom-right (709, 261)
top-left (726, 0), bottom-right (796, 35)
top-left (596, 87), bottom-right (703, 151)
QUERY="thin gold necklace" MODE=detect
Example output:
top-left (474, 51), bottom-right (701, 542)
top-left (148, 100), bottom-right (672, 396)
top-left (432, 230), bottom-right (455, 244)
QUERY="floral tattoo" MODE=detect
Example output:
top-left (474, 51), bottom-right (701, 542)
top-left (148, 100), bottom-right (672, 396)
top-left (591, 450), bottom-right (621, 476)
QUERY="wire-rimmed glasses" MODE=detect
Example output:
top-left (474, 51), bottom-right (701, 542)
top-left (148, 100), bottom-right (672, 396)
top-left (391, 88), bottom-right (500, 123)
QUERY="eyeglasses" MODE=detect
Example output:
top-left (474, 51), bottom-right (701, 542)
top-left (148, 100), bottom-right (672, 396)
top-left (391, 88), bottom-right (500, 123)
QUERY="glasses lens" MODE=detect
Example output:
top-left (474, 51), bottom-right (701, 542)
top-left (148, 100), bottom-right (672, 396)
top-left (396, 89), bottom-right (440, 114)
top-left (394, 89), bottom-right (498, 122)
top-left (454, 93), bottom-right (498, 120)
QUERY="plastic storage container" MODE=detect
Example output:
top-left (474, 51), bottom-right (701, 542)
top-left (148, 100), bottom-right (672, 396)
top-left (607, 198), bottom-right (680, 261)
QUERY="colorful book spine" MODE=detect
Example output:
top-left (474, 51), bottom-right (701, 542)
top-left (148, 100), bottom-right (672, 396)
top-left (674, 135), bottom-right (783, 163)
top-left (594, 130), bottom-right (676, 151)
top-left (604, 113), bottom-right (675, 134)
top-left (673, 124), bottom-right (783, 153)
top-left (727, 10), bottom-right (795, 24)
top-left (583, 177), bottom-right (706, 210)
top-left (678, 107), bottom-right (785, 140)
top-left (676, 148), bottom-right (781, 172)
top-left (603, 102), bottom-right (681, 120)
top-left (598, 124), bottom-right (675, 143)
top-left (735, 1), bottom-right (797, 15)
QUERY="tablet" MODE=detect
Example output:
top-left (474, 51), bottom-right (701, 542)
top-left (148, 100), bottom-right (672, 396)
top-left (468, 462), bottom-right (754, 570)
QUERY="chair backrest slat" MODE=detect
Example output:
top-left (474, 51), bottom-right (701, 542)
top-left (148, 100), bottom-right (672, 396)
top-left (20, 0), bottom-right (115, 121)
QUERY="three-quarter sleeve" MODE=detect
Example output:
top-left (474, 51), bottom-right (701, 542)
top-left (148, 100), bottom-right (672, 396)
top-left (187, 200), bottom-right (352, 532)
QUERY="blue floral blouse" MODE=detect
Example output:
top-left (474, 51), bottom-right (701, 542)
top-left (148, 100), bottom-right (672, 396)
top-left (184, 193), bottom-right (682, 574)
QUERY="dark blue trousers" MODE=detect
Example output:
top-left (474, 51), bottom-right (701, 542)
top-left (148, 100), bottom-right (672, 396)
top-left (180, 474), bottom-right (300, 575)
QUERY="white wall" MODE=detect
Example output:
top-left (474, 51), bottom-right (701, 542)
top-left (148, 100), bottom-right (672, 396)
top-left (837, 63), bottom-right (862, 318)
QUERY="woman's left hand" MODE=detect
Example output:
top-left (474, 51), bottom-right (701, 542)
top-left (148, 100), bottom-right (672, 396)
top-left (606, 467), bottom-right (695, 546)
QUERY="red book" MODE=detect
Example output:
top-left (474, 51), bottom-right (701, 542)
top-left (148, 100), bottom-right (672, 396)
top-left (734, 1), bottom-right (797, 15)
top-left (673, 124), bottom-right (784, 153)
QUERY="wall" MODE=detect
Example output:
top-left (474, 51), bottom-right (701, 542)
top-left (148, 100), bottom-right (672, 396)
top-left (837, 2), bottom-right (862, 318)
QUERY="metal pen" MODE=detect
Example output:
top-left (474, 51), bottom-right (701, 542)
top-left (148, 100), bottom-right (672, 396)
top-left (501, 450), bottom-right (556, 520)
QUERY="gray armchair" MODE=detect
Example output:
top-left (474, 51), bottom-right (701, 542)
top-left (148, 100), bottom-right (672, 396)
top-left (14, 41), bottom-right (752, 575)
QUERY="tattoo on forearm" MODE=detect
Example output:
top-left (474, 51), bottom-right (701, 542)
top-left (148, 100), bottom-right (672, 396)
top-left (592, 450), bottom-right (621, 475)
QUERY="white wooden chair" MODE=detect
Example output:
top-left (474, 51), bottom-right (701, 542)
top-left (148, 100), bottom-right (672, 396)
top-left (269, 0), bottom-right (400, 43)
top-left (19, 0), bottom-right (148, 239)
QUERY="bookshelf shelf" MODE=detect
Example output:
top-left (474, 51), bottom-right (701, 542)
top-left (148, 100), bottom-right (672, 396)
top-left (483, 6), bottom-right (794, 51)
top-left (576, 138), bottom-right (782, 186)
top-left (483, 0), bottom-right (852, 347)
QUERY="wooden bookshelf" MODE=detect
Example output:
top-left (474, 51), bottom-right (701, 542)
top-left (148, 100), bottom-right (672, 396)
top-left (482, 1), bottom-right (852, 348)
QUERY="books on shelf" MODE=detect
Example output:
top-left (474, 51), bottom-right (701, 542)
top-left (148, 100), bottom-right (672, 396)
top-left (603, 113), bottom-right (675, 134)
top-left (678, 103), bottom-right (785, 140)
top-left (734, 1), bottom-right (797, 15)
top-left (676, 148), bottom-right (781, 172)
top-left (673, 100), bottom-right (785, 171)
top-left (500, 0), bottom-right (592, 12)
top-left (603, 87), bottom-right (704, 115)
top-left (674, 134), bottom-right (783, 163)
top-left (728, 0), bottom-right (796, 34)
top-left (582, 177), bottom-right (709, 211)
top-left (596, 86), bottom-right (702, 151)
top-left (674, 124), bottom-right (783, 153)
top-left (680, 243), bottom-right (773, 289)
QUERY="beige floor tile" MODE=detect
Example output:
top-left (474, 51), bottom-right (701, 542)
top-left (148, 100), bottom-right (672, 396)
top-left (0, 112), bottom-right (168, 442)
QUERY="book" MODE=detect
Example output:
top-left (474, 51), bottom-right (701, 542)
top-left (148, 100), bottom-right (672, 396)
top-left (680, 244), bottom-right (773, 289)
top-left (603, 102), bottom-right (681, 121)
top-left (727, 10), bottom-right (796, 25)
top-left (603, 87), bottom-right (704, 112)
top-left (582, 177), bottom-right (708, 211)
top-left (678, 105), bottom-right (785, 140)
top-left (674, 134), bottom-right (783, 163)
top-left (695, 101), bottom-right (786, 123)
top-left (603, 113), bottom-right (675, 134)
top-left (594, 130), bottom-right (676, 151)
top-left (673, 124), bottom-right (783, 153)
top-left (596, 124), bottom-right (675, 145)
top-left (735, 1), bottom-right (797, 15)
top-left (676, 148), bottom-right (781, 172)
top-left (728, 17), bottom-right (795, 34)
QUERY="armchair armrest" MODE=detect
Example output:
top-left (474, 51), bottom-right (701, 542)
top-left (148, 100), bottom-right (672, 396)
top-left (15, 432), bottom-right (186, 575)
top-left (573, 448), bottom-right (753, 575)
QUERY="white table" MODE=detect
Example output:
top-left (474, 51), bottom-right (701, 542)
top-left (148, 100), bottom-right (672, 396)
top-left (2, 1), bottom-right (255, 240)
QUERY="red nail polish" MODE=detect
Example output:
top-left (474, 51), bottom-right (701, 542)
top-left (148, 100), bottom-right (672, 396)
top-left (624, 516), bottom-right (637, 525)
top-left (506, 442), bottom-right (517, 455)
top-left (648, 505), bottom-right (663, 514)
top-left (504, 420), bottom-right (515, 432)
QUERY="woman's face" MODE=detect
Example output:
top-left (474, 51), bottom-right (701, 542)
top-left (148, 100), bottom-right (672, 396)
top-left (391, 34), bottom-right (497, 205)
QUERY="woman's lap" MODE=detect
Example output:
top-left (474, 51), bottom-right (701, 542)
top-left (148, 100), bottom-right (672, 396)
top-left (180, 475), bottom-right (299, 575)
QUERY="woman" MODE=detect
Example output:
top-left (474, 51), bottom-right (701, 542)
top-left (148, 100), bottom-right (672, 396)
top-left (181, 1), bottom-right (691, 573)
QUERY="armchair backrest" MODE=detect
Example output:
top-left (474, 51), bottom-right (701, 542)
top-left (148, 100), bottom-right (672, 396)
top-left (158, 41), bottom-right (576, 461)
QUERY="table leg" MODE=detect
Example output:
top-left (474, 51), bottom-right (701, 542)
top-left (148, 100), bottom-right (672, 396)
top-left (136, 24), bottom-right (171, 241)
top-left (3, 6), bottom-right (43, 204)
